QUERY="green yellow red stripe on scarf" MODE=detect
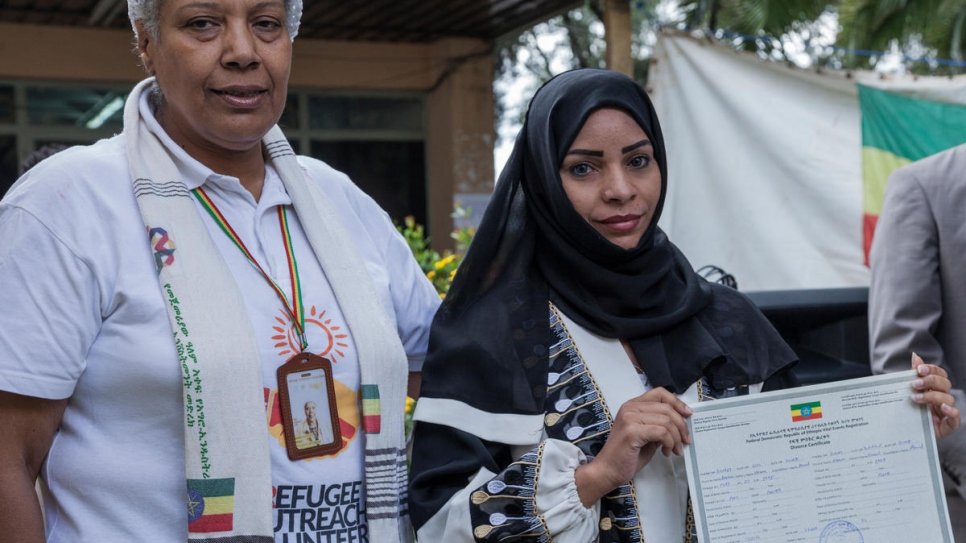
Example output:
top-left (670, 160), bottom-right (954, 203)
top-left (361, 384), bottom-right (381, 433)
top-left (187, 477), bottom-right (235, 534)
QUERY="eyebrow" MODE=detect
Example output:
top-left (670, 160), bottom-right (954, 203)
top-left (565, 139), bottom-right (652, 158)
top-left (178, 1), bottom-right (283, 10)
top-left (566, 149), bottom-right (604, 157)
top-left (621, 139), bottom-right (651, 154)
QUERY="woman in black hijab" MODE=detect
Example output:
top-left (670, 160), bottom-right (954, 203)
top-left (408, 69), bottom-right (958, 542)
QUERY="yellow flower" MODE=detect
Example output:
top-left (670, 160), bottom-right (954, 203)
top-left (405, 396), bottom-right (416, 415)
top-left (434, 254), bottom-right (456, 270)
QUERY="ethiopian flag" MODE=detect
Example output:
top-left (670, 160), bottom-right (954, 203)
top-left (860, 85), bottom-right (966, 264)
top-left (790, 401), bottom-right (822, 422)
top-left (361, 384), bottom-right (381, 434)
top-left (187, 478), bottom-right (234, 533)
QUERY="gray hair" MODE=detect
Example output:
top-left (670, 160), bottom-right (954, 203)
top-left (129, 0), bottom-right (303, 42)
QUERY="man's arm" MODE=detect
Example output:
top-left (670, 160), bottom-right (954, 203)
top-left (869, 168), bottom-right (944, 373)
top-left (0, 391), bottom-right (67, 543)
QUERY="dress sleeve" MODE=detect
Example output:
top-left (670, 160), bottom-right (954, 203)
top-left (410, 422), bottom-right (599, 542)
top-left (868, 167), bottom-right (943, 374)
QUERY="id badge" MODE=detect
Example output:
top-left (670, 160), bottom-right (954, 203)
top-left (277, 352), bottom-right (343, 460)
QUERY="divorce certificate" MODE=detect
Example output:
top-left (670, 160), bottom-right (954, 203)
top-left (683, 370), bottom-right (953, 543)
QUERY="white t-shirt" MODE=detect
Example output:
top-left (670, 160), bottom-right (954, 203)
top-left (0, 95), bottom-right (440, 542)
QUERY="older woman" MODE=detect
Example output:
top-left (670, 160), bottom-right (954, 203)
top-left (0, 1), bottom-right (439, 542)
top-left (408, 69), bottom-right (960, 542)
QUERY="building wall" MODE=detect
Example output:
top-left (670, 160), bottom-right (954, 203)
top-left (0, 22), bottom-right (494, 247)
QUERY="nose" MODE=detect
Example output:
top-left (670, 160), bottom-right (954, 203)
top-left (222, 21), bottom-right (260, 70)
top-left (601, 167), bottom-right (636, 203)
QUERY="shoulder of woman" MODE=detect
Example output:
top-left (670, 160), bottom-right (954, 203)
top-left (294, 154), bottom-right (400, 242)
top-left (705, 282), bottom-right (759, 313)
top-left (295, 155), bottom-right (382, 208)
top-left (4, 136), bottom-right (128, 214)
top-left (701, 283), bottom-right (785, 344)
top-left (295, 155), bottom-right (351, 189)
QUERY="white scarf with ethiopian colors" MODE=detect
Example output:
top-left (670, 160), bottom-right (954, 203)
top-left (123, 77), bottom-right (412, 543)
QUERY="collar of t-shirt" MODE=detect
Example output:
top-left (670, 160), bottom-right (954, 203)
top-left (138, 91), bottom-right (291, 210)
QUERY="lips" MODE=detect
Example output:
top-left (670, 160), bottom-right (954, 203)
top-left (600, 214), bottom-right (641, 224)
top-left (597, 213), bottom-right (643, 234)
top-left (211, 86), bottom-right (269, 108)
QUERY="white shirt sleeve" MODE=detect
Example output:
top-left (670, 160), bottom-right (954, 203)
top-left (298, 157), bottom-right (441, 372)
top-left (0, 204), bottom-right (100, 399)
top-left (380, 220), bottom-right (440, 371)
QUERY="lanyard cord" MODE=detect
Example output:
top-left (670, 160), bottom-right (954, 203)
top-left (192, 187), bottom-right (308, 351)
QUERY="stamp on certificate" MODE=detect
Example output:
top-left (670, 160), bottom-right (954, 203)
top-left (819, 519), bottom-right (863, 543)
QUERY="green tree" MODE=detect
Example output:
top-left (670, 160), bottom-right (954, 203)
top-left (679, 0), bottom-right (966, 72)
top-left (493, 1), bottom-right (657, 145)
top-left (675, 0), bottom-right (837, 66)
top-left (837, 0), bottom-right (966, 72)
top-left (494, 0), bottom-right (966, 147)
top-left (495, 0), bottom-right (834, 105)
top-left (679, 0), bottom-right (832, 35)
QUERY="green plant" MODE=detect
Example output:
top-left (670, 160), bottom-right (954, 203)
top-left (405, 395), bottom-right (416, 440)
top-left (397, 206), bottom-right (476, 297)
top-left (450, 205), bottom-right (477, 254)
top-left (399, 209), bottom-right (477, 420)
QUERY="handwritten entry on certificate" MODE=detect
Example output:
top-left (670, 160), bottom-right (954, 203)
top-left (684, 370), bottom-right (953, 543)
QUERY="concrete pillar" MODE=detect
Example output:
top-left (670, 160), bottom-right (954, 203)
top-left (603, 0), bottom-right (633, 76)
top-left (425, 38), bottom-right (495, 250)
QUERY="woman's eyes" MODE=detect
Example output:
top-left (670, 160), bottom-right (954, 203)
top-left (628, 154), bottom-right (651, 168)
top-left (183, 17), bottom-right (283, 32)
top-left (569, 163), bottom-right (594, 177)
top-left (565, 154), bottom-right (651, 176)
top-left (186, 18), bottom-right (217, 30)
top-left (254, 18), bottom-right (283, 31)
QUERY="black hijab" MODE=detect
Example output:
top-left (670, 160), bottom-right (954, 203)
top-left (419, 69), bottom-right (795, 417)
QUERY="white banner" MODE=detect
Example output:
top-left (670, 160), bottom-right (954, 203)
top-left (649, 32), bottom-right (966, 291)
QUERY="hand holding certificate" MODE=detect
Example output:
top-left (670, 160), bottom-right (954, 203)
top-left (684, 370), bottom-right (954, 543)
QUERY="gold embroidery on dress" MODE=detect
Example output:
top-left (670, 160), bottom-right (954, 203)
top-left (549, 302), bottom-right (645, 542)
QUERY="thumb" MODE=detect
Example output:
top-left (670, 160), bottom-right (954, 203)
top-left (911, 352), bottom-right (925, 373)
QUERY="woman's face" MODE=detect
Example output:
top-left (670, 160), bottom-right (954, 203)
top-left (558, 108), bottom-right (662, 250)
top-left (138, 0), bottom-right (292, 157)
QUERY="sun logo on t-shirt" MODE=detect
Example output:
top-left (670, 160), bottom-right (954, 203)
top-left (272, 306), bottom-right (350, 361)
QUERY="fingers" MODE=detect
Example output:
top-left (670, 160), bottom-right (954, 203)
top-left (909, 354), bottom-right (956, 414)
top-left (935, 403), bottom-right (961, 439)
top-left (912, 389), bottom-right (956, 417)
top-left (618, 392), bottom-right (691, 454)
top-left (640, 387), bottom-right (694, 417)
top-left (635, 411), bottom-right (685, 456)
top-left (912, 353), bottom-right (948, 379)
top-left (635, 387), bottom-right (692, 448)
top-left (907, 357), bottom-right (961, 438)
top-left (911, 373), bottom-right (952, 395)
top-left (911, 352), bottom-right (925, 370)
top-left (910, 354), bottom-right (954, 408)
